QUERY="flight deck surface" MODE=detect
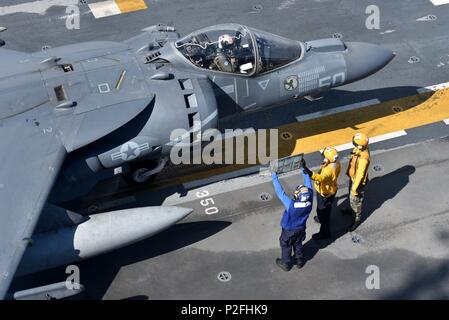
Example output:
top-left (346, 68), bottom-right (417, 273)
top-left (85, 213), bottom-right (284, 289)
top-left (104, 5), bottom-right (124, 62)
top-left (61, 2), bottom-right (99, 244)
top-left (3, 0), bottom-right (449, 299)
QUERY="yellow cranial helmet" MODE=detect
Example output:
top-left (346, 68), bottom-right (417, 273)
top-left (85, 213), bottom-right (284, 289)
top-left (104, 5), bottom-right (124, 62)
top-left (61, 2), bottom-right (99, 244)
top-left (322, 147), bottom-right (339, 163)
top-left (353, 132), bottom-right (369, 149)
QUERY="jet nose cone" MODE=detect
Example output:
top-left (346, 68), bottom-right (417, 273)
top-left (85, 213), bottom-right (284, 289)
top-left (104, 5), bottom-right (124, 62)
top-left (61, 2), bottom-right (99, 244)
top-left (344, 42), bottom-right (395, 84)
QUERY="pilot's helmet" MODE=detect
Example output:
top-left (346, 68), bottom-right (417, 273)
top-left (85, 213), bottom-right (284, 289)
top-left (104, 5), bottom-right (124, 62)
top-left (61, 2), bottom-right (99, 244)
top-left (218, 34), bottom-right (235, 48)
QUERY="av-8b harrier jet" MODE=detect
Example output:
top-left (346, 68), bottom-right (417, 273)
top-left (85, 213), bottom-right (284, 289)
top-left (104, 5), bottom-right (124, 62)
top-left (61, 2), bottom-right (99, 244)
top-left (0, 23), bottom-right (394, 299)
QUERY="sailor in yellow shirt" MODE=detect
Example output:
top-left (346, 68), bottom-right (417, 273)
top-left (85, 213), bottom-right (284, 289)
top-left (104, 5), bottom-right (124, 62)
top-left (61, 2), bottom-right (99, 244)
top-left (342, 133), bottom-right (370, 232)
top-left (302, 147), bottom-right (341, 240)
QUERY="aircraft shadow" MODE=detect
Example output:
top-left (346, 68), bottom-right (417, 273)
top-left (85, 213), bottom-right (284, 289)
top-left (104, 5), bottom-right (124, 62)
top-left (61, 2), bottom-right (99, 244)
top-left (380, 229), bottom-right (449, 299)
top-left (219, 85), bottom-right (433, 131)
top-left (302, 165), bottom-right (416, 263)
top-left (382, 259), bottom-right (449, 299)
top-left (35, 85), bottom-right (430, 298)
top-left (11, 220), bottom-right (231, 300)
top-left (59, 85), bottom-right (433, 212)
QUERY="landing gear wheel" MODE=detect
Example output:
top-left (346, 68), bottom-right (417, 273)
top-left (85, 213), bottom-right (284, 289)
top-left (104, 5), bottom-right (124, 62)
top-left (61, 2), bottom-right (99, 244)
top-left (124, 161), bottom-right (158, 186)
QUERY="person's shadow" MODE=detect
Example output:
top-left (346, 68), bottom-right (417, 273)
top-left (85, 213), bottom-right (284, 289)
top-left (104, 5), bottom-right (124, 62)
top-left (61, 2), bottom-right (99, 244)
top-left (302, 165), bottom-right (416, 262)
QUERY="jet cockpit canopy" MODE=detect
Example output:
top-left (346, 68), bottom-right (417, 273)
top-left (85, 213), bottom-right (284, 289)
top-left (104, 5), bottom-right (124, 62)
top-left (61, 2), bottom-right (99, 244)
top-left (175, 24), bottom-right (256, 75)
top-left (175, 24), bottom-right (303, 76)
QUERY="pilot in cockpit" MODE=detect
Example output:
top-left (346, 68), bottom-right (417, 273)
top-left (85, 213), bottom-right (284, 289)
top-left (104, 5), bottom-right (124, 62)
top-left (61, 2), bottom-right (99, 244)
top-left (212, 32), bottom-right (255, 74)
top-left (180, 30), bottom-right (254, 74)
top-left (218, 34), bottom-right (238, 51)
top-left (211, 33), bottom-right (240, 73)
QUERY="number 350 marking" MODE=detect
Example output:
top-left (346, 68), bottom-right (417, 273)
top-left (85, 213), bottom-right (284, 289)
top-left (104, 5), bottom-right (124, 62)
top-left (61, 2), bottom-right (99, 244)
top-left (196, 190), bottom-right (219, 215)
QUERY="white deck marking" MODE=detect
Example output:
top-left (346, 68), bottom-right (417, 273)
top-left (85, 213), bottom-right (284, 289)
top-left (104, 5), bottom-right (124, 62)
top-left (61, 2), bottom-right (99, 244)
top-left (166, 137), bottom-right (423, 206)
top-left (416, 81), bottom-right (449, 93)
top-left (430, 0), bottom-right (449, 6)
top-left (329, 130), bottom-right (407, 152)
top-left (296, 81), bottom-right (449, 124)
top-left (183, 130), bottom-right (408, 192)
top-left (296, 99), bottom-right (380, 122)
top-left (444, 119), bottom-right (449, 125)
top-left (277, 0), bottom-right (297, 10)
top-left (88, 0), bottom-right (121, 19)
top-left (0, 0), bottom-right (77, 16)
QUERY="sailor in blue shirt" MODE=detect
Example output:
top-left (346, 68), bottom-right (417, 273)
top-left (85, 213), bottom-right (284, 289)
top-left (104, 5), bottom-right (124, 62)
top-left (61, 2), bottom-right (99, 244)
top-left (271, 166), bottom-right (313, 271)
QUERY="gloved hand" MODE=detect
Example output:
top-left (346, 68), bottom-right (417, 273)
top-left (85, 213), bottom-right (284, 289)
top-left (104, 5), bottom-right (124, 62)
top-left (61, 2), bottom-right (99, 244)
top-left (299, 157), bottom-right (313, 176)
top-left (302, 166), bottom-right (313, 177)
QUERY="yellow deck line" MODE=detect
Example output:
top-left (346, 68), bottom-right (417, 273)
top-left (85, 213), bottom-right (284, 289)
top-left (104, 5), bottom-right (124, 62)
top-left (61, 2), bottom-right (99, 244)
top-left (146, 88), bottom-right (449, 191)
top-left (287, 89), bottom-right (449, 156)
top-left (115, 0), bottom-right (147, 13)
top-left (89, 0), bottom-right (147, 19)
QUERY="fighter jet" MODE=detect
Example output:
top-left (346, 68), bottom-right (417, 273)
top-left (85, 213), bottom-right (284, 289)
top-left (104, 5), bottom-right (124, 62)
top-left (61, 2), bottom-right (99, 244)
top-left (0, 23), bottom-right (394, 299)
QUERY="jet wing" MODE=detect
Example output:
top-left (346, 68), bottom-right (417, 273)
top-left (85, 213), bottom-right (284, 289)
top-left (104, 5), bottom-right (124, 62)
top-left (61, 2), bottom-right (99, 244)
top-left (0, 113), bottom-right (66, 299)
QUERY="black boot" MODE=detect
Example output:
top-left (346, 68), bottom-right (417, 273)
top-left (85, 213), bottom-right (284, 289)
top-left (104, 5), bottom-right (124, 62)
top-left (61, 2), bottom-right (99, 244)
top-left (348, 214), bottom-right (361, 232)
top-left (296, 259), bottom-right (306, 269)
top-left (275, 258), bottom-right (292, 272)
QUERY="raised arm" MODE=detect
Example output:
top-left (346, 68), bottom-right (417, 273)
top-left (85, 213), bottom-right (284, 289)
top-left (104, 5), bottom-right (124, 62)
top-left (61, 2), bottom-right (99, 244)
top-left (271, 172), bottom-right (291, 210)
top-left (302, 169), bottom-right (313, 190)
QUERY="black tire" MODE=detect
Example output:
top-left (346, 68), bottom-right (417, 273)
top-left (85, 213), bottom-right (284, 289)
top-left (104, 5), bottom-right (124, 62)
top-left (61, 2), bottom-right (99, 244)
top-left (124, 160), bottom-right (159, 186)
